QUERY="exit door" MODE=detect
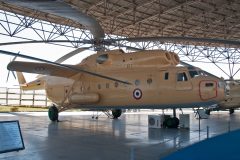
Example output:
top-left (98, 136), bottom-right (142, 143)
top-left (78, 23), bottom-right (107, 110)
top-left (64, 86), bottom-right (70, 97)
top-left (199, 80), bottom-right (217, 100)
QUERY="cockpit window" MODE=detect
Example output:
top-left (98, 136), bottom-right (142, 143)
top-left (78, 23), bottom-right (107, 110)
top-left (177, 72), bottom-right (188, 81)
top-left (189, 70), bottom-right (199, 78)
top-left (198, 71), bottom-right (206, 76)
top-left (189, 70), bottom-right (206, 78)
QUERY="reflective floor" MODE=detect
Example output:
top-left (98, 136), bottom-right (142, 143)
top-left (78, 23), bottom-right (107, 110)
top-left (1, 110), bottom-right (240, 160)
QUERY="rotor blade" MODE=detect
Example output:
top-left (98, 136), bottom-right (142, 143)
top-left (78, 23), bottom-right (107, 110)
top-left (0, 50), bottom-right (131, 85)
top-left (110, 36), bottom-right (240, 46)
top-left (6, 69), bottom-right (10, 82)
top-left (12, 55), bottom-right (17, 61)
top-left (3, 0), bottom-right (105, 40)
top-left (225, 79), bottom-right (240, 83)
top-left (11, 55), bottom-right (18, 80)
top-left (6, 56), bottom-right (17, 82)
top-left (11, 71), bottom-right (16, 79)
top-left (0, 40), bottom-right (93, 46)
top-left (2, 37), bottom-right (240, 48)
top-left (55, 47), bottom-right (91, 63)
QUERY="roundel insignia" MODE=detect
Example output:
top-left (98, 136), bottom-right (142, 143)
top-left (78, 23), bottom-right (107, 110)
top-left (133, 88), bottom-right (142, 100)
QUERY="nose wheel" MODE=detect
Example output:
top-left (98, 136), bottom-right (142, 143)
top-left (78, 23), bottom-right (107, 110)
top-left (48, 105), bottom-right (59, 121)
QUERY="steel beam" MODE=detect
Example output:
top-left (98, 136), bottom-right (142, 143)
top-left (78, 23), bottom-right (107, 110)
top-left (0, 10), bottom-right (240, 79)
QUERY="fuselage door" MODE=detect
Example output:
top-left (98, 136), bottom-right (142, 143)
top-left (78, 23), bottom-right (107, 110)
top-left (64, 86), bottom-right (71, 97)
top-left (176, 71), bottom-right (192, 90)
top-left (199, 80), bottom-right (217, 100)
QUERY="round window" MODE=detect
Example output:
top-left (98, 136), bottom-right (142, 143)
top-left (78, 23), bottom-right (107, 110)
top-left (135, 80), bottom-right (140, 86)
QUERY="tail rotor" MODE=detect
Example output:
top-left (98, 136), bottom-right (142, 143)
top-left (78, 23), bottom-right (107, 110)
top-left (6, 56), bottom-right (17, 82)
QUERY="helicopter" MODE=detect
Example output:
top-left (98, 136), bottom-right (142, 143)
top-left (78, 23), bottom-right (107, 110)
top-left (0, 48), bottom-right (226, 128)
top-left (0, 0), bottom-right (236, 128)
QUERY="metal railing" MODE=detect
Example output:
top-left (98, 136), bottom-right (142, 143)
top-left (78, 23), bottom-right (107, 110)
top-left (0, 87), bottom-right (51, 107)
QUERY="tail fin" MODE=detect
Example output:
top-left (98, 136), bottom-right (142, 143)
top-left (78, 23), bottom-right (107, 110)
top-left (16, 72), bottom-right (26, 85)
top-left (16, 72), bottom-right (44, 90)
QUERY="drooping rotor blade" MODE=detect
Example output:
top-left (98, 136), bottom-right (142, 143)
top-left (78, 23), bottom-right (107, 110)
top-left (35, 47), bottom-right (91, 79)
top-left (55, 47), bottom-right (91, 63)
top-left (1, 37), bottom-right (240, 48)
top-left (0, 40), bottom-right (93, 46)
top-left (0, 50), bottom-right (131, 85)
top-left (3, 0), bottom-right (105, 40)
top-left (111, 36), bottom-right (240, 46)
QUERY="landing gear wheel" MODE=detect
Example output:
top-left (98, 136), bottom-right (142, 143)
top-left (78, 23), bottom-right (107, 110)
top-left (164, 117), bottom-right (179, 128)
top-left (229, 109), bottom-right (234, 114)
top-left (48, 105), bottom-right (59, 121)
top-left (112, 109), bottom-right (122, 119)
top-left (205, 109), bottom-right (211, 115)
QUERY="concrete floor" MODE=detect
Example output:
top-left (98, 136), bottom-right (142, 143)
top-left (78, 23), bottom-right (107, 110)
top-left (0, 110), bottom-right (240, 160)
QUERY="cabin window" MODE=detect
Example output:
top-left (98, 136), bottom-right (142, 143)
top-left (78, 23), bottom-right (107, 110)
top-left (177, 72), bottom-right (188, 81)
top-left (135, 79), bottom-right (140, 86)
top-left (114, 82), bottom-right (119, 88)
top-left (164, 72), bottom-right (169, 80)
top-left (205, 83), bottom-right (214, 87)
top-left (147, 78), bottom-right (152, 84)
top-left (98, 84), bottom-right (101, 89)
top-left (106, 83), bottom-right (109, 89)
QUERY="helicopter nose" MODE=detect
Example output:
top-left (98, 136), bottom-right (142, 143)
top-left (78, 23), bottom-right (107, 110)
top-left (199, 79), bottom-right (225, 101)
top-left (218, 80), bottom-right (227, 98)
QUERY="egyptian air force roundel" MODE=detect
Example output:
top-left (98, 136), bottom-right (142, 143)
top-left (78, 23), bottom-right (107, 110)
top-left (133, 88), bottom-right (142, 100)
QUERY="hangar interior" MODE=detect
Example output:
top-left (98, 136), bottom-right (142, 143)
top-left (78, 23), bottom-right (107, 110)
top-left (0, 0), bottom-right (240, 160)
top-left (0, 0), bottom-right (240, 78)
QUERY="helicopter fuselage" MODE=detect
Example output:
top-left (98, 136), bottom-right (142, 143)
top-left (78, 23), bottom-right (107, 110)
top-left (42, 50), bottom-right (225, 110)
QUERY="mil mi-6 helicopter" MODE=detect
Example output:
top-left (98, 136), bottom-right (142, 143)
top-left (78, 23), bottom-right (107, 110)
top-left (1, 0), bottom-right (238, 128)
top-left (0, 48), bottom-right (226, 128)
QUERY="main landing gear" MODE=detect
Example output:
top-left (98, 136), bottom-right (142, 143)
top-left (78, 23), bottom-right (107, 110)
top-left (104, 109), bottom-right (122, 119)
top-left (205, 109), bottom-right (211, 115)
top-left (112, 109), bottom-right (122, 119)
top-left (229, 109), bottom-right (234, 114)
top-left (163, 108), bottom-right (179, 128)
top-left (48, 105), bottom-right (59, 121)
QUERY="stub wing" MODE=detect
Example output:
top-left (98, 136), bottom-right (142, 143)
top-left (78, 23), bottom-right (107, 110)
top-left (7, 61), bottom-right (78, 78)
